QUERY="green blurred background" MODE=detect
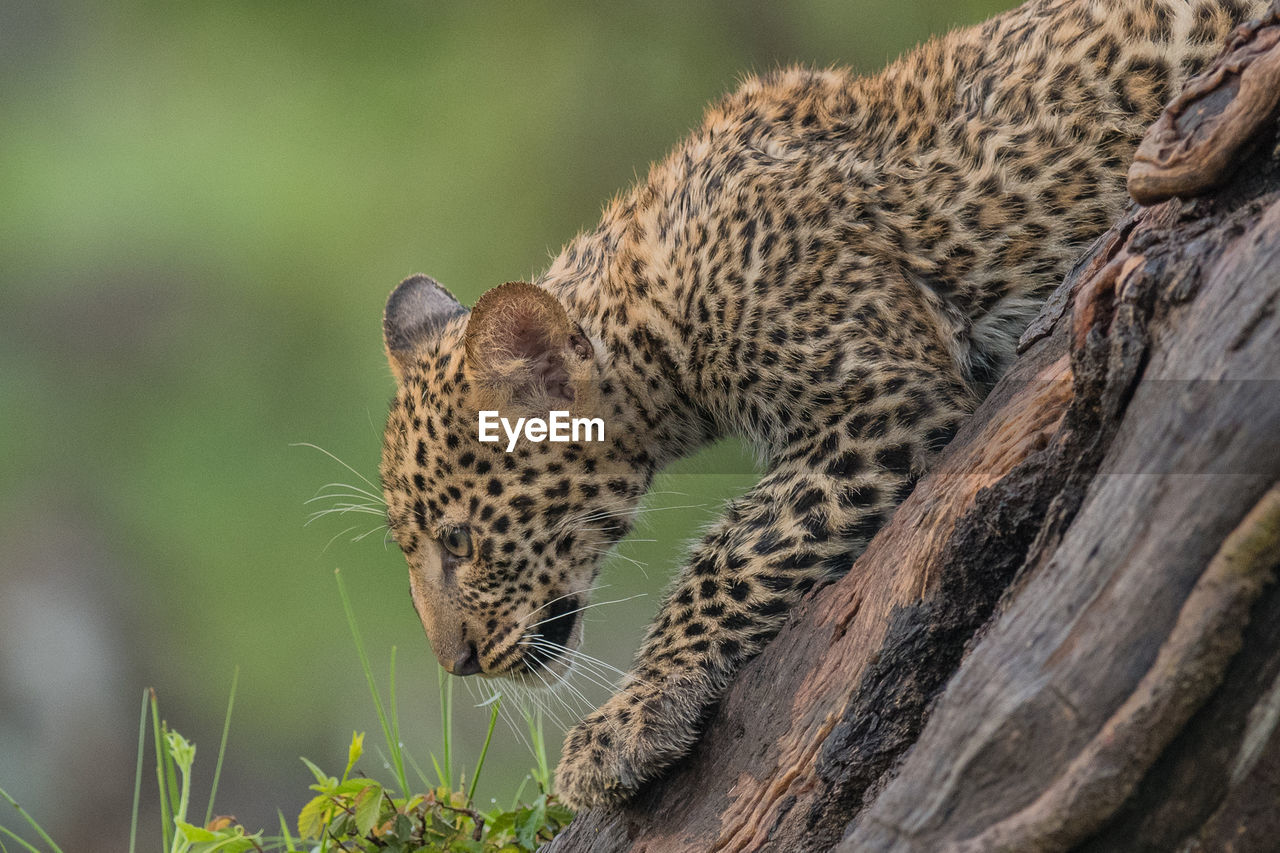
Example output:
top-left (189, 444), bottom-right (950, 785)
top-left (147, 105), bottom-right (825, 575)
top-left (0, 0), bottom-right (1012, 847)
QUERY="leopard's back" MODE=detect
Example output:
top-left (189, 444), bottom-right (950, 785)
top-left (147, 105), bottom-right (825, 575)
top-left (554, 0), bottom-right (1266, 400)
top-left (855, 0), bottom-right (1267, 377)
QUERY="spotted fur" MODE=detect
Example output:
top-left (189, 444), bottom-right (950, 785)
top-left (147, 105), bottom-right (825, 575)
top-left (378, 0), bottom-right (1265, 809)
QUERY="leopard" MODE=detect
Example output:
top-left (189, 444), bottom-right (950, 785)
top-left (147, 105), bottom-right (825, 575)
top-left (377, 0), bottom-right (1268, 810)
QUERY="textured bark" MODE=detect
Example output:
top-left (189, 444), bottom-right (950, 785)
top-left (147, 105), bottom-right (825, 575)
top-left (545, 15), bottom-right (1280, 853)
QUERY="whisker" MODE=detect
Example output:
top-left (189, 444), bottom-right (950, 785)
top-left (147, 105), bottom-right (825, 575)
top-left (351, 523), bottom-right (389, 542)
top-left (537, 655), bottom-right (600, 717)
top-left (543, 656), bottom-right (626, 696)
top-left (537, 668), bottom-right (585, 720)
top-left (550, 493), bottom-right (702, 536)
top-left (553, 644), bottom-right (632, 682)
top-left (517, 585), bottom-right (612, 628)
top-left (323, 525), bottom-right (361, 552)
top-left (551, 669), bottom-right (597, 711)
top-left (520, 639), bottom-right (603, 684)
top-left (486, 683), bottom-right (528, 747)
top-left (305, 505), bottom-right (385, 525)
top-left (484, 684), bottom-right (535, 754)
top-left (305, 502), bottom-right (383, 515)
top-left (574, 502), bottom-right (710, 524)
top-left (555, 650), bottom-right (630, 686)
top-left (521, 636), bottom-right (630, 683)
top-left (309, 481), bottom-right (385, 504)
top-left (292, 442), bottom-right (381, 491)
top-left (518, 668), bottom-right (569, 730)
top-left (527, 593), bottom-right (647, 631)
top-left (586, 546), bottom-right (651, 576)
top-left (305, 492), bottom-right (383, 509)
top-left (520, 641), bottom-right (621, 693)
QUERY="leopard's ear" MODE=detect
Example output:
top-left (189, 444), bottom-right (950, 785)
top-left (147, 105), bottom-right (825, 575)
top-left (384, 274), bottom-right (469, 380)
top-left (464, 281), bottom-right (592, 406)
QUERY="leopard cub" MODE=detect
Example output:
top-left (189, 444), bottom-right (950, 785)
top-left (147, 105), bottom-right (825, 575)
top-left (378, 0), bottom-right (1265, 809)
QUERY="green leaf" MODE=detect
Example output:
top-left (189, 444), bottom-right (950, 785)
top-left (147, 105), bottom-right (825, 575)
top-left (300, 757), bottom-right (337, 792)
top-left (174, 820), bottom-right (219, 842)
top-left (334, 777), bottom-right (376, 797)
top-left (297, 793), bottom-right (332, 839)
top-left (545, 800), bottom-right (574, 827)
top-left (166, 731), bottom-right (196, 774)
top-left (514, 798), bottom-right (545, 850)
top-left (189, 841), bottom-right (258, 853)
top-left (352, 783), bottom-right (383, 837)
top-left (344, 732), bottom-right (365, 782)
top-left (187, 825), bottom-right (262, 853)
top-left (424, 811), bottom-right (457, 841)
top-left (485, 809), bottom-right (515, 838)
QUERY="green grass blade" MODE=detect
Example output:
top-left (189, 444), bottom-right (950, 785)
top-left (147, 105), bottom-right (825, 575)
top-left (0, 823), bottom-right (43, 853)
top-left (434, 663), bottom-right (457, 789)
top-left (0, 786), bottom-right (64, 853)
top-left (150, 690), bottom-right (174, 852)
top-left (509, 775), bottom-right (530, 811)
top-left (276, 809), bottom-right (296, 852)
top-left (521, 706), bottom-right (551, 793)
top-left (334, 568), bottom-right (407, 794)
top-left (435, 666), bottom-right (447, 788)
top-left (162, 721), bottom-right (180, 825)
top-left (129, 689), bottom-right (148, 853)
top-left (403, 750), bottom-right (433, 791)
top-left (388, 647), bottom-right (406, 791)
top-left (430, 752), bottom-right (446, 789)
top-left (444, 669), bottom-right (455, 789)
top-left (204, 666), bottom-right (240, 826)
top-left (467, 700), bottom-right (501, 802)
top-left (169, 734), bottom-right (193, 853)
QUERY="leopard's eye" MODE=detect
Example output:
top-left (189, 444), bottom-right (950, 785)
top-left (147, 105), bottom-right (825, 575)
top-left (441, 526), bottom-right (472, 559)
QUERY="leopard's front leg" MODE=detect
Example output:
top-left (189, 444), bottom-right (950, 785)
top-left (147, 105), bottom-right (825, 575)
top-left (555, 389), bottom-right (965, 808)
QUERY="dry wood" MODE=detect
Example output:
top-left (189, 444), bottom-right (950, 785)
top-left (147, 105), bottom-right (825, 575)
top-left (1128, 3), bottom-right (1280, 204)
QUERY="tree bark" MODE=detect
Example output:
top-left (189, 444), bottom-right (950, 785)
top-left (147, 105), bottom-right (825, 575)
top-left (545, 13), bottom-right (1280, 852)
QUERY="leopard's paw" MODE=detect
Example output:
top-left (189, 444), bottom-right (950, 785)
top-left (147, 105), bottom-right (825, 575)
top-left (554, 677), bottom-right (707, 810)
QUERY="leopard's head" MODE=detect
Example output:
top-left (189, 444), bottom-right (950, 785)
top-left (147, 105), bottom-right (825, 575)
top-left (380, 275), bottom-right (646, 683)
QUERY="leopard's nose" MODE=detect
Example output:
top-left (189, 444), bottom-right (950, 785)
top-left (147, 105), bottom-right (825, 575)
top-left (448, 642), bottom-right (482, 676)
